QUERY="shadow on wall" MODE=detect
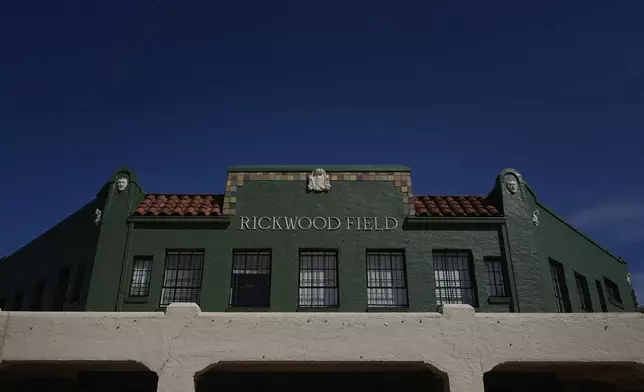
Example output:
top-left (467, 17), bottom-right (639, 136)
top-left (0, 361), bottom-right (158, 392)
top-left (195, 361), bottom-right (449, 392)
top-left (484, 362), bottom-right (644, 392)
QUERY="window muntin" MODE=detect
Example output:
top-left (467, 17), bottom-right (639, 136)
top-left (595, 280), bottom-right (608, 312)
top-left (366, 250), bottom-right (408, 308)
top-left (160, 250), bottom-right (204, 307)
top-left (71, 264), bottom-right (86, 303)
top-left (603, 277), bottom-right (622, 305)
top-left (229, 250), bottom-right (271, 308)
top-left (433, 250), bottom-right (477, 306)
top-left (299, 250), bottom-right (338, 307)
top-left (13, 290), bottom-right (24, 311)
top-left (130, 257), bottom-right (153, 297)
top-left (574, 272), bottom-right (593, 312)
top-left (53, 266), bottom-right (71, 310)
top-left (30, 280), bottom-right (46, 310)
top-left (485, 257), bottom-right (507, 297)
top-left (549, 259), bottom-right (571, 313)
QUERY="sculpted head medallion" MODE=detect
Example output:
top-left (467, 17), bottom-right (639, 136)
top-left (115, 175), bottom-right (129, 192)
top-left (504, 174), bottom-right (519, 195)
top-left (307, 168), bottom-right (331, 192)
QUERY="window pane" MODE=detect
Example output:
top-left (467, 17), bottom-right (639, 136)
top-left (596, 280), bottom-right (608, 312)
top-left (574, 273), bottom-right (593, 312)
top-left (434, 251), bottom-right (477, 306)
top-left (159, 251), bottom-right (204, 307)
top-left (603, 277), bottom-right (622, 304)
top-left (71, 264), bottom-right (86, 303)
top-left (366, 251), bottom-right (408, 308)
top-left (129, 258), bottom-right (153, 297)
top-left (549, 260), bottom-right (571, 313)
top-left (30, 280), bottom-right (46, 311)
top-left (53, 266), bottom-right (71, 310)
top-left (229, 251), bottom-right (272, 307)
top-left (485, 258), bottom-right (507, 297)
top-left (298, 251), bottom-right (338, 307)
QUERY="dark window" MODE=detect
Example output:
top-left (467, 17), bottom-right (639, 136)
top-left (595, 280), bottom-right (608, 312)
top-left (53, 266), bottom-right (72, 310)
top-left (485, 257), bottom-right (507, 297)
top-left (30, 280), bottom-right (46, 310)
top-left (366, 250), bottom-right (408, 308)
top-left (603, 277), bottom-right (622, 305)
top-left (549, 259), bottom-right (571, 313)
top-left (298, 250), bottom-right (339, 307)
top-left (574, 273), bottom-right (593, 312)
top-left (0, 298), bottom-right (5, 310)
top-left (433, 250), bottom-right (478, 306)
top-left (129, 257), bottom-right (153, 297)
top-left (160, 250), bottom-right (204, 307)
top-left (13, 290), bottom-right (24, 311)
top-left (71, 264), bottom-right (86, 303)
top-left (229, 250), bottom-right (271, 308)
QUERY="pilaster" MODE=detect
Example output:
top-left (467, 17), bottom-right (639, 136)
top-left (86, 168), bottom-right (145, 311)
top-left (496, 168), bottom-right (544, 312)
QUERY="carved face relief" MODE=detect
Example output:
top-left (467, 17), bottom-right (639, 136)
top-left (94, 209), bottom-right (102, 225)
top-left (505, 174), bottom-right (519, 195)
top-left (532, 209), bottom-right (540, 226)
top-left (115, 176), bottom-right (129, 192)
top-left (627, 272), bottom-right (632, 286)
top-left (307, 168), bottom-right (331, 192)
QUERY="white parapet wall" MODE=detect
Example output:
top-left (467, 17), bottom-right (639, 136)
top-left (1, 304), bottom-right (644, 392)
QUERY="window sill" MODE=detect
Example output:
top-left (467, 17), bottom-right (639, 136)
top-left (366, 307), bottom-right (409, 312)
top-left (124, 297), bottom-right (148, 304)
top-left (487, 296), bottom-right (511, 305)
top-left (297, 307), bottom-right (339, 312)
top-left (226, 307), bottom-right (270, 312)
top-left (609, 299), bottom-right (624, 309)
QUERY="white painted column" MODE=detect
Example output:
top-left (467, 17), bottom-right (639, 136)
top-left (156, 303), bottom-right (202, 392)
top-left (438, 305), bottom-right (485, 392)
top-left (157, 366), bottom-right (196, 392)
top-left (443, 365), bottom-right (485, 392)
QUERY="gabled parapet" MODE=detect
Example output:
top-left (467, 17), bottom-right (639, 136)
top-left (86, 167), bottom-right (146, 311)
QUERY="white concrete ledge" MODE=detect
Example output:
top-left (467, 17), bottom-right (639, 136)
top-left (164, 303), bottom-right (201, 317)
top-left (1, 304), bottom-right (643, 392)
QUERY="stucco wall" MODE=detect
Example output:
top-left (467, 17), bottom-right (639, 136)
top-left (497, 169), bottom-right (635, 313)
top-left (536, 205), bottom-right (633, 312)
top-left (86, 169), bottom-right (145, 311)
top-left (1, 304), bottom-right (643, 392)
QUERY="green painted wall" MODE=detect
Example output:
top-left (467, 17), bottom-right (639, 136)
top-left (0, 196), bottom-right (104, 311)
top-left (119, 179), bottom-right (508, 312)
top-left (2, 166), bottom-right (635, 314)
top-left (494, 171), bottom-right (544, 312)
top-left (498, 168), bottom-right (635, 313)
top-left (535, 206), bottom-right (633, 312)
top-left (85, 168), bottom-right (145, 311)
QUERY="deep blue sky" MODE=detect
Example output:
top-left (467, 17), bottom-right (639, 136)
top-left (1, 1), bottom-right (643, 297)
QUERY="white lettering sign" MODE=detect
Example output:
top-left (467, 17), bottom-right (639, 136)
top-left (239, 216), bottom-right (399, 231)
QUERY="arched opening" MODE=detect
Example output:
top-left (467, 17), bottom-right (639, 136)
top-left (0, 361), bottom-right (158, 392)
top-left (484, 362), bottom-right (644, 392)
top-left (196, 361), bottom-right (449, 392)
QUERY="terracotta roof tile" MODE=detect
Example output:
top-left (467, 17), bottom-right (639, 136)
top-left (414, 196), bottom-right (501, 217)
top-left (134, 194), bottom-right (499, 218)
top-left (133, 194), bottom-right (223, 217)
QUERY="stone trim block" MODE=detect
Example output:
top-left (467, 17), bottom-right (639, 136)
top-left (223, 170), bottom-right (414, 216)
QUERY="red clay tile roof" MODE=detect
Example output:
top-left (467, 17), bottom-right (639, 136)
top-left (133, 194), bottom-right (499, 218)
top-left (414, 196), bottom-right (501, 217)
top-left (133, 194), bottom-right (223, 216)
